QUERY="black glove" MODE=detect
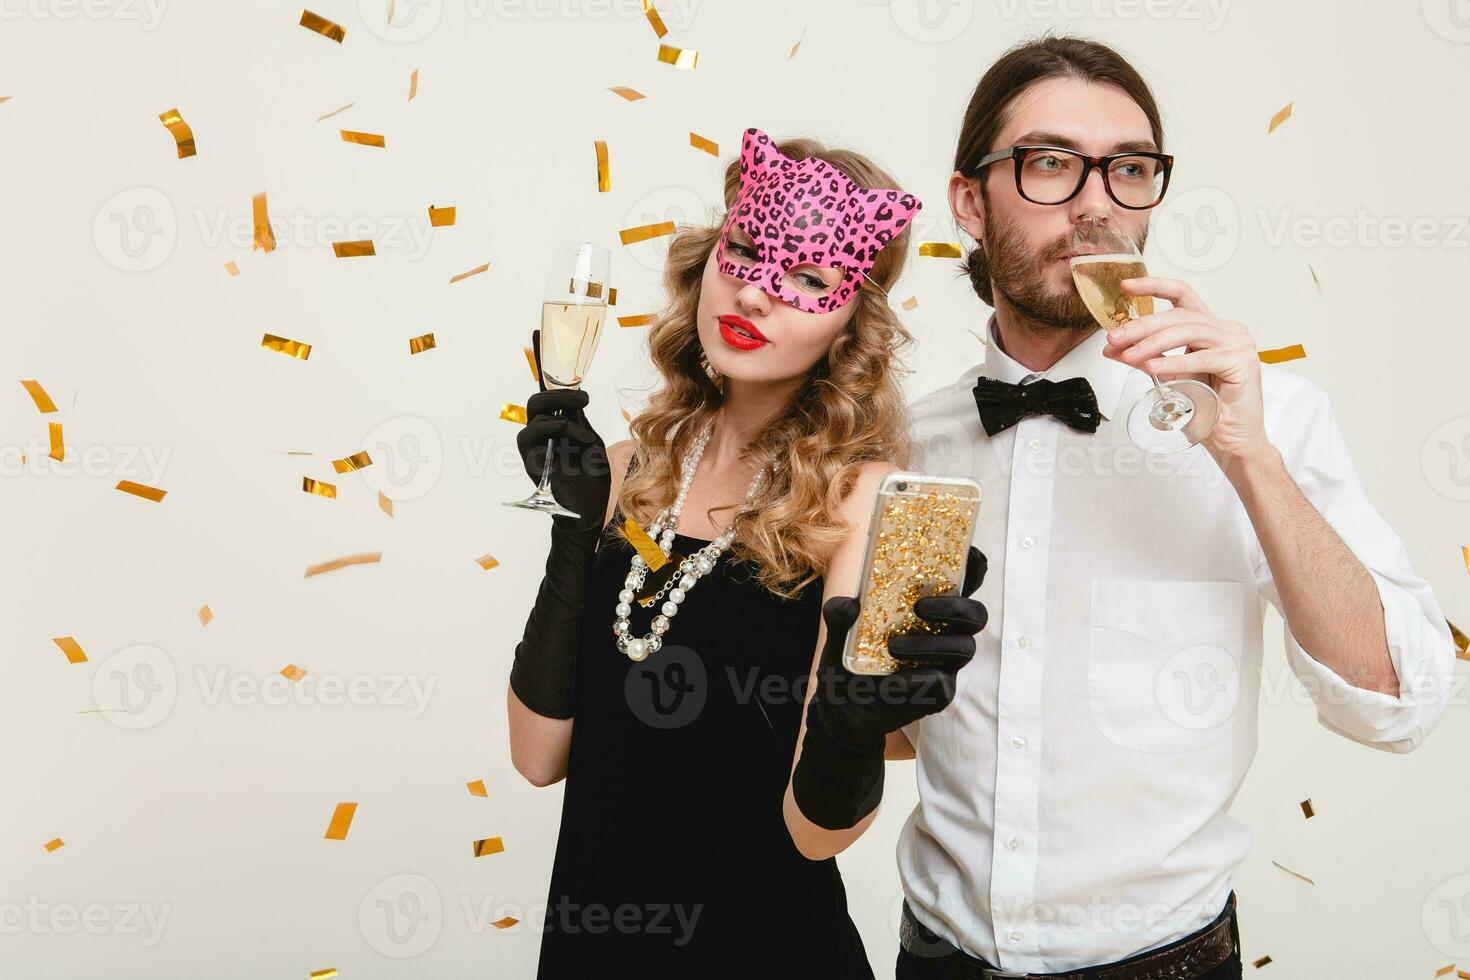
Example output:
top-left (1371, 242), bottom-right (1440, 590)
top-left (791, 546), bottom-right (989, 830)
top-left (507, 354), bottom-right (614, 720)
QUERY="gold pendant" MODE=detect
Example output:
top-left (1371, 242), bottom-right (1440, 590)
top-left (635, 551), bottom-right (684, 607)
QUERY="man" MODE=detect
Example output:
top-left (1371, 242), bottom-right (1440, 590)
top-left (785, 34), bottom-right (1455, 980)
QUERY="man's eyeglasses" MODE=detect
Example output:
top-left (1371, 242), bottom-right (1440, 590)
top-left (962, 144), bottom-right (1174, 210)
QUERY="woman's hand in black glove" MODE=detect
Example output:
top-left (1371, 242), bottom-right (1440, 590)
top-left (515, 388), bottom-right (611, 533)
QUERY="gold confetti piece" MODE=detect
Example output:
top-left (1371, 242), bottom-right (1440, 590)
top-left (919, 242), bottom-right (963, 258)
top-left (788, 26), bottom-right (806, 60)
top-left (332, 239), bottom-right (375, 258)
top-left (0, 97), bottom-right (10, 105)
top-left (428, 204), bottom-right (455, 227)
top-left (641, 0), bottom-right (668, 37)
top-left (523, 347), bottom-right (540, 383)
top-left (280, 664), bottom-right (307, 682)
top-left (53, 637), bottom-right (88, 664)
top-left (1308, 264), bottom-right (1321, 294)
top-left (1434, 966), bottom-right (1453, 978)
top-left (300, 9), bottom-right (345, 42)
top-left (408, 68), bottom-right (418, 101)
top-left (303, 476), bottom-right (338, 499)
top-left (331, 451), bottom-right (373, 474)
top-left (902, 296), bottom-right (919, 311)
top-left (1462, 545), bottom-right (1469, 576)
top-left (656, 43), bottom-right (698, 69)
top-left (310, 970), bottom-right (338, 980)
top-left (316, 101), bottom-right (353, 122)
top-left (261, 333), bottom-right (312, 360)
top-left (1268, 101), bottom-right (1293, 134)
top-left (1300, 799), bottom-right (1314, 818)
top-left (1269, 860), bottom-right (1315, 885)
top-left (608, 286), bottom-right (618, 305)
top-left (476, 554), bottom-right (500, 571)
top-left (47, 421), bottom-right (63, 461)
top-left (198, 604), bottom-right (213, 626)
top-left (224, 260), bottom-right (240, 276)
top-left (253, 192), bottom-right (277, 253)
top-left (608, 86), bottom-right (645, 101)
top-left (621, 408), bottom-right (632, 423)
top-left (1457, 971), bottom-right (1469, 980)
top-left (449, 261), bottom-right (490, 284)
top-left (1449, 619), bottom-right (1469, 660)
top-left (44, 838), bottom-right (64, 852)
top-left (595, 140), bottom-right (611, 193)
top-left (1258, 344), bottom-right (1306, 364)
top-left (378, 491), bottom-right (393, 517)
top-left (500, 403), bottom-right (527, 425)
top-left (20, 380), bottom-right (57, 413)
top-left (324, 802), bottom-right (357, 840)
top-left (409, 332), bottom-right (436, 355)
top-left (492, 916), bottom-right (519, 929)
top-left (472, 836), bottom-right (505, 857)
top-left (116, 480), bottom-right (167, 502)
top-left (1252, 955), bottom-right (1272, 968)
top-left (618, 313), bottom-right (655, 327)
top-left (340, 129), bottom-right (385, 148)
top-left (158, 107), bottom-right (196, 159)
top-left (620, 517), bottom-right (668, 571)
top-left (304, 551), bottom-right (382, 578)
top-left (689, 132), bottom-right (718, 156)
top-left (619, 221), bottom-right (676, 245)
top-left (467, 779), bottom-right (487, 797)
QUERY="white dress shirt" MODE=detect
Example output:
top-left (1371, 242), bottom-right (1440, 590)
top-left (896, 315), bottom-right (1454, 973)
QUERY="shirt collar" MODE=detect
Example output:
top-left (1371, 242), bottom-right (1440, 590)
top-left (974, 313), bottom-right (1131, 421)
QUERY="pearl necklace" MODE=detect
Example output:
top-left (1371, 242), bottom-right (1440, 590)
top-left (613, 421), bottom-right (766, 662)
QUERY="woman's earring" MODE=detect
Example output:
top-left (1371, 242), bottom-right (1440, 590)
top-left (698, 346), bottom-right (722, 385)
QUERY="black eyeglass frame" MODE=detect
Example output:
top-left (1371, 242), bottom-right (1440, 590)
top-left (963, 144), bottom-right (1175, 210)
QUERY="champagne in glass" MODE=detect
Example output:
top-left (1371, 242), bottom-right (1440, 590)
top-left (504, 242), bottom-right (610, 518)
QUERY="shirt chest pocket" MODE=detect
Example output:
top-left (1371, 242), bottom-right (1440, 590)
top-left (1087, 578), bottom-right (1246, 754)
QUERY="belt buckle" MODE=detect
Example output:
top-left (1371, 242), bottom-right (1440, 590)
top-left (981, 971), bottom-right (1034, 980)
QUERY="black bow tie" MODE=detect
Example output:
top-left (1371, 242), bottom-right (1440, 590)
top-left (972, 376), bottom-right (1101, 437)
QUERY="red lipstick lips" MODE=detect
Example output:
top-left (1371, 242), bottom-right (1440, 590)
top-left (717, 315), bottom-right (768, 351)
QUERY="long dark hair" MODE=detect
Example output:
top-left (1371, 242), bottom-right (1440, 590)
top-left (953, 34), bottom-right (1165, 306)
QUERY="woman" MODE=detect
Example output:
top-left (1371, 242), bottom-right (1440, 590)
top-left (506, 127), bottom-right (982, 976)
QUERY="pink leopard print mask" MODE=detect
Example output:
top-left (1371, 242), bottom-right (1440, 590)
top-left (715, 127), bottom-right (922, 313)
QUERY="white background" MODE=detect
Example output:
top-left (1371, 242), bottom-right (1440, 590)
top-left (3, 0), bottom-right (1469, 976)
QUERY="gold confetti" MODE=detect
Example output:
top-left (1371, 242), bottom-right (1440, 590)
top-left (116, 480), bottom-right (167, 502)
top-left (331, 451), bottom-right (372, 473)
top-left (378, 491), bottom-right (393, 517)
top-left (500, 403), bottom-right (527, 425)
top-left (224, 260), bottom-right (241, 276)
top-left (20, 380), bottom-right (57, 413)
top-left (1434, 966), bottom-right (1453, 977)
top-left (1259, 344), bottom-right (1306, 364)
top-left (47, 421), bottom-right (63, 461)
top-left (198, 604), bottom-right (213, 626)
top-left (619, 221), bottom-right (676, 245)
top-left (0, 97), bottom-right (11, 106)
top-left (1300, 799), bottom-right (1314, 819)
top-left (1268, 101), bottom-right (1293, 134)
top-left (618, 313), bottom-right (654, 327)
top-left (467, 779), bottom-right (487, 797)
top-left (44, 837), bottom-right (64, 853)
top-left (902, 296), bottom-right (919, 311)
top-left (491, 916), bottom-right (519, 929)
top-left (1462, 546), bottom-right (1469, 577)
top-left (332, 239), bottom-right (375, 257)
top-left (428, 204), bottom-right (455, 227)
top-left (1253, 955), bottom-right (1273, 968)
top-left (408, 68), bottom-right (418, 101)
top-left (919, 242), bottom-right (963, 258)
top-left (304, 551), bottom-right (382, 578)
top-left (303, 477), bottom-right (337, 499)
top-left (280, 664), bottom-right (307, 682)
top-left (310, 970), bottom-right (338, 980)
top-left (472, 836), bottom-right (505, 857)
top-left (409, 332), bottom-right (436, 355)
top-left (689, 132), bottom-right (718, 156)
top-left (1449, 620), bottom-right (1469, 661)
top-left (641, 0), bottom-right (668, 37)
top-left (158, 107), bottom-right (196, 159)
top-left (449, 261), bottom-right (489, 284)
top-left (788, 25), bottom-right (806, 60)
top-left (253, 192), bottom-right (276, 253)
top-left (53, 637), bottom-right (88, 664)
top-left (595, 140), bottom-right (611, 193)
top-left (620, 517), bottom-right (668, 571)
top-left (1269, 860), bottom-right (1314, 885)
top-left (656, 43), bottom-right (698, 69)
top-left (262, 333), bottom-right (312, 360)
top-left (1457, 970), bottom-right (1469, 980)
top-left (299, 9), bottom-right (345, 42)
top-left (324, 802), bottom-right (357, 840)
top-left (523, 347), bottom-right (540, 383)
top-left (608, 86), bottom-right (645, 101)
top-left (340, 129), bottom-right (385, 148)
top-left (1308, 264), bottom-right (1321, 294)
top-left (316, 102), bottom-right (353, 122)
top-left (476, 554), bottom-right (500, 571)
top-left (608, 286), bottom-right (618, 305)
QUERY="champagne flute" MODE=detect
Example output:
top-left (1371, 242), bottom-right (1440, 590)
top-left (1068, 220), bottom-right (1220, 454)
top-left (503, 241), bottom-right (610, 518)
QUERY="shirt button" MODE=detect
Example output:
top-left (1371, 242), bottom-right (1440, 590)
top-left (1017, 636), bottom-right (1030, 649)
top-left (1008, 930), bottom-right (1023, 943)
top-left (1029, 438), bottom-right (1042, 451)
top-left (1007, 837), bottom-right (1022, 851)
top-left (1011, 735), bottom-right (1027, 749)
top-left (1019, 535), bottom-right (1035, 550)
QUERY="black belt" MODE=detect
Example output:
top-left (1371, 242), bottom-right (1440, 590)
top-left (899, 892), bottom-right (1239, 980)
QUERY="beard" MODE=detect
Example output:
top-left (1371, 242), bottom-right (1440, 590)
top-left (983, 202), bottom-right (1147, 333)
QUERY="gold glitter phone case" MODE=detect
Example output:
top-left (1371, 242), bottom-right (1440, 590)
top-left (842, 473), bottom-right (982, 675)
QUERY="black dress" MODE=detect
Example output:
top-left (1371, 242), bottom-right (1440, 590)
top-left (534, 475), bottom-right (874, 978)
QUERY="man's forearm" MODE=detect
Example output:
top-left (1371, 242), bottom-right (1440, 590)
top-left (1224, 445), bottom-right (1398, 696)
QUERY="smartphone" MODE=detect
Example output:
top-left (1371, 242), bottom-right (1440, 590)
top-left (842, 472), bottom-right (982, 675)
